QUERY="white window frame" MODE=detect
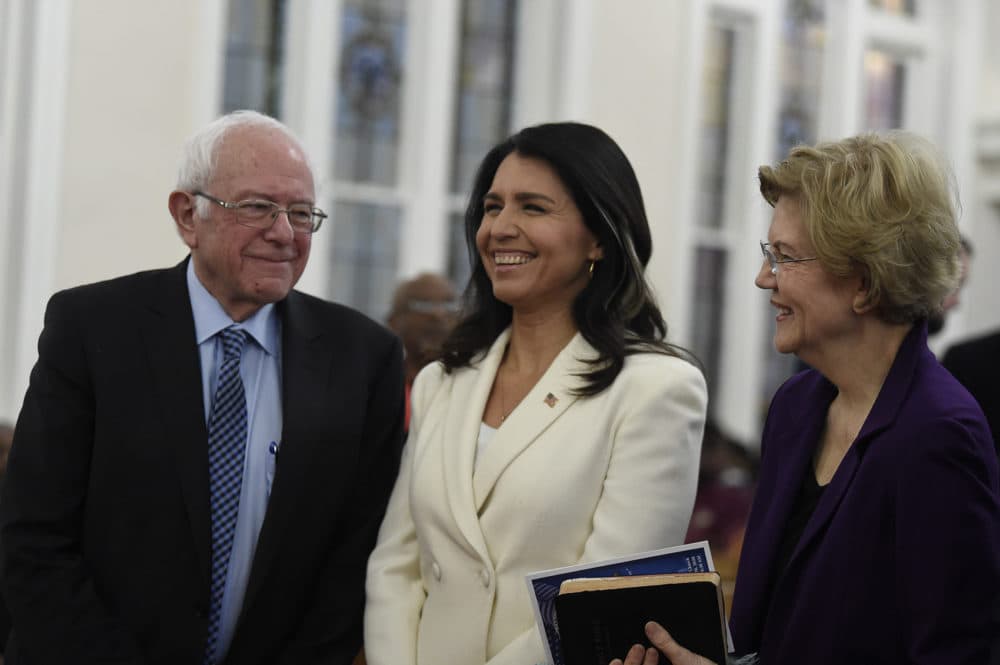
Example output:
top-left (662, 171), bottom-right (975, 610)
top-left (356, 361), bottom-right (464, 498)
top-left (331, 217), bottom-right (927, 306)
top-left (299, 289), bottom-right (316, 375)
top-left (680, 0), bottom-right (978, 445)
top-left (278, 0), bottom-right (563, 310)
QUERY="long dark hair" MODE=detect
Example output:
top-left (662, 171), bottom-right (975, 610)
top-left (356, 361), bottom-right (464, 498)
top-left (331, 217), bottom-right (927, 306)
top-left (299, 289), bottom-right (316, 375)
top-left (439, 122), bottom-right (696, 396)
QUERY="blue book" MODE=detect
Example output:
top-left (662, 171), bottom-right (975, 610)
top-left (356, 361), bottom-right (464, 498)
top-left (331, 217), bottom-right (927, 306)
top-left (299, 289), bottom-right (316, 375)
top-left (525, 541), bottom-right (721, 665)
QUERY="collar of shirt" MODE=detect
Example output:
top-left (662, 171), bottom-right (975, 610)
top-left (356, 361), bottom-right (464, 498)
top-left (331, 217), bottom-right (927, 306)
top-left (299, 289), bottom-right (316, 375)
top-left (185, 260), bottom-right (279, 355)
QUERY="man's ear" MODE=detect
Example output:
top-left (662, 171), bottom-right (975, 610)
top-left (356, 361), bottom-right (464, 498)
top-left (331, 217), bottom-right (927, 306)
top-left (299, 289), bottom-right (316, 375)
top-left (169, 190), bottom-right (198, 249)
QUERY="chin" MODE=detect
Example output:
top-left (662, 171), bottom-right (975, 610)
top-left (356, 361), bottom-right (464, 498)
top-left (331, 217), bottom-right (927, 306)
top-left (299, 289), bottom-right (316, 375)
top-left (772, 334), bottom-right (798, 356)
top-left (490, 284), bottom-right (521, 308)
top-left (249, 278), bottom-right (295, 303)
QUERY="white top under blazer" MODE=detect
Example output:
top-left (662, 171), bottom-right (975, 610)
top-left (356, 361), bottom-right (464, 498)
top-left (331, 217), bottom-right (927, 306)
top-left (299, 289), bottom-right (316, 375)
top-left (364, 329), bottom-right (708, 665)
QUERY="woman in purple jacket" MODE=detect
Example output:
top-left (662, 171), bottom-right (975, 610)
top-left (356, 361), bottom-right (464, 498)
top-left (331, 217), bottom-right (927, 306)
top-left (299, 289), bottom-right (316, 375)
top-left (614, 132), bottom-right (1000, 665)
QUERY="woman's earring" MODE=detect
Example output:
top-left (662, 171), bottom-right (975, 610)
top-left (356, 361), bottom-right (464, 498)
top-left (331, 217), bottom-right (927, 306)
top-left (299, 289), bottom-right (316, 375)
top-left (588, 260), bottom-right (595, 278)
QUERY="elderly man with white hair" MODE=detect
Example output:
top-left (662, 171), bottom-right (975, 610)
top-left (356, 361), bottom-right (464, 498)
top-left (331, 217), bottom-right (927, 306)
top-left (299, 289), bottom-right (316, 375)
top-left (0, 111), bottom-right (405, 665)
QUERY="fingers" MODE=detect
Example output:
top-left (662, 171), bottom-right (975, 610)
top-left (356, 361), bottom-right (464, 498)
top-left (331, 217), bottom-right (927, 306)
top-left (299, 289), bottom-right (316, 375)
top-left (612, 622), bottom-right (718, 665)
top-left (610, 642), bottom-right (657, 665)
top-left (644, 622), bottom-right (717, 665)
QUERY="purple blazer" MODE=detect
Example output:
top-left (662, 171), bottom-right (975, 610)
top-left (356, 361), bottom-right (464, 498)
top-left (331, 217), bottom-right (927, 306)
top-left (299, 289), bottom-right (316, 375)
top-left (729, 324), bottom-right (1000, 664)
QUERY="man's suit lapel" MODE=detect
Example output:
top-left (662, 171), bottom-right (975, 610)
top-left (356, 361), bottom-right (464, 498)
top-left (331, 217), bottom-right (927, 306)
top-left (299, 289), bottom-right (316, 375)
top-left (141, 260), bottom-right (212, 587)
top-left (471, 333), bottom-right (594, 511)
top-left (239, 290), bottom-right (333, 610)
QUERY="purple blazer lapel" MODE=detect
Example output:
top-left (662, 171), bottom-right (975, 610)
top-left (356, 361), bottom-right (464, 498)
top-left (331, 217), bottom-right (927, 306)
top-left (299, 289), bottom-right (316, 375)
top-left (749, 325), bottom-right (929, 652)
top-left (731, 370), bottom-right (833, 651)
top-left (784, 326), bottom-right (925, 577)
top-left (787, 325), bottom-right (928, 573)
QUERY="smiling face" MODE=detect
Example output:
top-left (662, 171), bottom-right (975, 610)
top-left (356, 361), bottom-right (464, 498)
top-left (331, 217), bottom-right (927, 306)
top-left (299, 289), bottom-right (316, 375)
top-left (171, 125), bottom-right (314, 321)
top-left (754, 195), bottom-right (864, 365)
top-left (474, 152), bottom-right (603, 318)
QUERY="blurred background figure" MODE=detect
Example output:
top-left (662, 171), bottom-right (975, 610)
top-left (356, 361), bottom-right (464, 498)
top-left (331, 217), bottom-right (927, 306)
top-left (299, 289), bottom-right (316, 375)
top-left (0, 422), bottom-right (12, 479)
top-left (386, 273), bottom-right (459, 430)
top-left (927, 234), bottom-right (973, 336)
top-left (942, 291), bottom-right (1000, 457)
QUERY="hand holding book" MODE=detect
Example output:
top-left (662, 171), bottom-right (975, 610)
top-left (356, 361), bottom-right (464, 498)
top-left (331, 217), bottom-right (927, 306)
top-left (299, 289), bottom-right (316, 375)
top-left (609, 622), bottom-right (718, 665)
top-left (554, 572), bottom-right (727, 665)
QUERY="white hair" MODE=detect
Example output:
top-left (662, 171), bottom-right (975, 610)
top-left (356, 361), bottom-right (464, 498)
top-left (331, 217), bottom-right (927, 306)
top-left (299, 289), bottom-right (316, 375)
top-left (176, 110), bottom-right (313, 216)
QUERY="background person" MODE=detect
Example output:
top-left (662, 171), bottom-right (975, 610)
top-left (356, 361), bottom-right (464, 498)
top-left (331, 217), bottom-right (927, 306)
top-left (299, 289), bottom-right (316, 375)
top-left (0, 423), bottom-right (12, 478)
top-left (615, 131), bottom-right (1000, 665)
top-left (0, 111), bottom-right (405, 665)
top-left (364, 122), bottom-right (708, 665)
top-left (942, 323), bottom-right (1000, 457)
top-left (940, 234), bottom-right (1000, 456)
top-left (386, 273), bottom-right (459, 430)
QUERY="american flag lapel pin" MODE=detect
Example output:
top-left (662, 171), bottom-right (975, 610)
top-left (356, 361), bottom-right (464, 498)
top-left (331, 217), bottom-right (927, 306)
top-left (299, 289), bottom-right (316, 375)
top-left (544, 392), bottom-right (558, 408)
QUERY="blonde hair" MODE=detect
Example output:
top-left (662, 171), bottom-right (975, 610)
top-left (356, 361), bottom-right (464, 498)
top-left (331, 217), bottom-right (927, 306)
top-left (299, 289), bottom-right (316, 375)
top-left (759, 131), bottom-right (961, 324)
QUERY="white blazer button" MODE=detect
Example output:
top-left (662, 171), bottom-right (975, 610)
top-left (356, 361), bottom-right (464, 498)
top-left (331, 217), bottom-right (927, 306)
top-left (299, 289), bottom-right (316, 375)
top-left (480, 569), bottom-right (491, 587)
top-left (432, 562), bottom-right (442, 581)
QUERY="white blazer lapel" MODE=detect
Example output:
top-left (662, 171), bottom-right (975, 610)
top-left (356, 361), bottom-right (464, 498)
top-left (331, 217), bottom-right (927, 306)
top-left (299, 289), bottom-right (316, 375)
top-left (472, 333), bottom-right (598, 511)
top-left (440, 329), bottom-right (510, 556)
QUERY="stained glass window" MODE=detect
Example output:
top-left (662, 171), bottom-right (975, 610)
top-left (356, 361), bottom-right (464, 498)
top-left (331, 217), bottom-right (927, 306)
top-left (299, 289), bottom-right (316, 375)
top-left (775, 0), bottom-right (825, 159)
top-left (449, 0), bottom-right (518, 195)
top-left (697, 26), bottom-right (736, 230)
top-left (691, 247), bottom-right (729, 402)
top-left (690, 23), bottom-right (738, 411)
top-left (328, 202), bottom-right (402, 320)
top-left (334, 0), bottom-right (406, 186)
top-left (869, 0), bottom-right (916, 16)
top-left (222, 0), bottom-right (286, 115)
top-left (864, 49), bottom-right (906, 130)
top-left (761, 0), bottom-right (827, 413)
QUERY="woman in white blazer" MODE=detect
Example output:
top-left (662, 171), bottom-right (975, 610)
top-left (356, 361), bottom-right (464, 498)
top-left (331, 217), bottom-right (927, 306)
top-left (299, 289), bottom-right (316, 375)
top-left (364, 122), bottom-right (708, 665)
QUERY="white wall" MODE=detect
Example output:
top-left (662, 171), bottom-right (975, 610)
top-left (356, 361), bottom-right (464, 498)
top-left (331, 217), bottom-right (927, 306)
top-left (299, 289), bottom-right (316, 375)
top-left (960, 0), bottom-right (1000, 342)
top-left (2, 0), bottom-right (998, 434)
top-left (55, 0), bottom-right (226, 289)
top-left (0, 0), bottom-right (226, 421)
top-left (554, 0), bottom-right (696, 345)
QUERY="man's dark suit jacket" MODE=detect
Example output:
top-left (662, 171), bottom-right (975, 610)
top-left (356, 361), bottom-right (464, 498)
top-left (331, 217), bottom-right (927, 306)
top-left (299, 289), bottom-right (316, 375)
top-left (943, 329), bottom-right (1000, 456)
top-left (730, 324), bottom-right (1000, 664)
top-left (0, 260), bottom-right (406, 665)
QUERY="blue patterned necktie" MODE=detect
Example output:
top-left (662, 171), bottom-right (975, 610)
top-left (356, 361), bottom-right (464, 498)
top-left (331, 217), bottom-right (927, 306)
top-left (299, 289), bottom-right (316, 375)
top-left (203, 326), bottom-right (249, 665)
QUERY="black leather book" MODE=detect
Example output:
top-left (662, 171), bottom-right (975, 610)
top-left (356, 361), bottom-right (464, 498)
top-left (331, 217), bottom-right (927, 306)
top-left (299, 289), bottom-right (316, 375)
top-left (554, 572), bottom-right (728, 665)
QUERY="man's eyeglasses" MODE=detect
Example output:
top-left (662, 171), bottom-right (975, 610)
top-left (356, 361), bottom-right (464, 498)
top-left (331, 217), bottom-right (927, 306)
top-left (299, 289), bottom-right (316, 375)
top-left (760, 241), bottom-right (817, 275)
top-left (193, 191), bottom-right (327, 234)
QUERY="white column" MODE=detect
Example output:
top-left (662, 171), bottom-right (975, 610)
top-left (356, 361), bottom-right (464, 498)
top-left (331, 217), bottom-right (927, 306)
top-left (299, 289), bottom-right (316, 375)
top-left (6, 0), bottom-right (73, 420)
top-left (396, 0), bottom-right (461, 278)
top-left (714, 0), bottom-right (782, 446)
top-left (283, 0), bottom-right (340, 297)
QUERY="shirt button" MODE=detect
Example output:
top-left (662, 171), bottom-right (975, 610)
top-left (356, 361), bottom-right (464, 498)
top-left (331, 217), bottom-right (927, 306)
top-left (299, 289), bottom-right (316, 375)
top-left (432, 562), bottom-right (442, 581)
top-left (480, 569), bottom-right (491, 587)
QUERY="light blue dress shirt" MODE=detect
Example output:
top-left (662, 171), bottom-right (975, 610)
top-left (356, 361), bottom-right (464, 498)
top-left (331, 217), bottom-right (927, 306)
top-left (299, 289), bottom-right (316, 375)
top-left (186, 262), bottom-right (283, 662)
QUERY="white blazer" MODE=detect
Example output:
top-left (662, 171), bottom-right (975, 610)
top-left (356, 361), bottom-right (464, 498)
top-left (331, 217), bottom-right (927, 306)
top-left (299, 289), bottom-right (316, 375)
top-left (364, 330), bottom-right (707, 665)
